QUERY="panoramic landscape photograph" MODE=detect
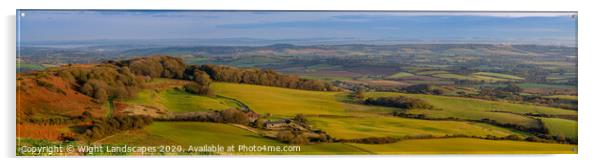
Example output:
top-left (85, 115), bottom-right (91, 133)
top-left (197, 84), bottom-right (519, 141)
top-left (16, 10), bottom-right (578, 155)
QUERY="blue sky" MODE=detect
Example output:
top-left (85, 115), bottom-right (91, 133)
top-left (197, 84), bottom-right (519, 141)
top-left (17, 10), bottom-right (577, 44)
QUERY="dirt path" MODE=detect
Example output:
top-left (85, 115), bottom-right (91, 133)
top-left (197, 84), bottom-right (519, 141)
top-left (105, 97), bottom-right (115, 118)
top-left (92, 132), bottom-right (118, 144)
top-left (231, 124), bottom-right (260, 134)
top-left (216, 95), bottom-right (251, 112)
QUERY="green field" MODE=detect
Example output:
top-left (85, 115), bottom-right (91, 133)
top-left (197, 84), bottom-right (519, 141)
top-left (17, 63), bottom-right (46, 72)
top-left (415, 70), bottom-right (449, 75)
top-left (212, 83), bottom-right (347, 116)
top-left (210, 82), bottom-right (534, 139)
top-left (432, 73), bottom-right (476, 80)
top-left (471, 75), bottom-right (509, 82)
top-left (473, 72), bottom-right (524, 80)
top-left (540, 118), bottom-right (578, 139)
top-left (145, 122), bottom-right (282, 146)
top-left (99, 122), bottom-right (575, 154)
top-left (433, 73), bottom-right (506, 82)
top-left (227, 56), bottom-right (286, 67)
top-left (365, 92), bottom-right (576, 128)
top-left (518, 83), bottom-right (576, 89)
top-left (105, 81), bottom-right (577, 154)
top-left (124, 88), bottom-right (237, 112)
top-left (308, 115), bottom-right (528, 139)
top-left (353, 138), bottom-right (576, 154)
top-left (386, 72), bottom-right (414, 79)
top-left (543, 95), bottom-right (578, 101)
top-left (101, 122), bottom-right (372, 154)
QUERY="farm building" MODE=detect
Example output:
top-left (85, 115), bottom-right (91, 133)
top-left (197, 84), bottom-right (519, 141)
top-left (264, 119), bottom-right (291, 129)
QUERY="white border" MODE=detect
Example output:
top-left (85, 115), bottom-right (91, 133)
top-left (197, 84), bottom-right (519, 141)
top-left (2, 0), bottom-right (601, 166)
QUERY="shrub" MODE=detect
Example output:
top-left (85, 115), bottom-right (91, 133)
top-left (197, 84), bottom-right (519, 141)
top-left (254, 118), bottom-right (268, 129)
top-left (289, 134), bottom-right (310, 145)
top-left (220, 109), bottom-right (250, 125)
top-left (82, 115), bottom-right (153, 139)
top-left (276, 131), bottom-right (295, 143)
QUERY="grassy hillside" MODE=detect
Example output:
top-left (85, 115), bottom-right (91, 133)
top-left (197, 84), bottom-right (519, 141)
top-left (145, 122), bottom-right (282, 146)
top-left (211, 82), bottom-right (533, 139)
top-left (352, 138), bottom-right (576, 154)
top-left (308, 116), bottom-right (529, 139)
top-left (212, 83), bottom-right (346, 116)
top-left (540, 118), bottom-right (578, 139)
top-left (123, 89), bottom-right (237, 112)
top-left (366, 92), bottom-right (576, 115)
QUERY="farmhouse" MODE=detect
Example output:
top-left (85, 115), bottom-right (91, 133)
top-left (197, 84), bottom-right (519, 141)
top-left (264, 119), bottom-right (291, 129)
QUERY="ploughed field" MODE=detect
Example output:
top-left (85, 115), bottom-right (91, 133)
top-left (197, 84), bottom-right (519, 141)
top-left (94, 80), bottom-right (576, 154)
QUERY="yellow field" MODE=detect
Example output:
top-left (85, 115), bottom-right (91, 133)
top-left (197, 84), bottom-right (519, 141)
top-left (212, 82), bottom-right (347, 116)
top-left (366, 92), bottom-right (576, 128)
top-left (99, 122), bottom-right (574, 155)
top-left (352, 138), bottom-right (577, 154)
top-left (106, 81), bottom-right (577, 155)
top-left (100, 122), bottom-right (372, 154)
top-left (540, 118), bottom-right (578, 139)
top-left (123, 88), bottom-right (236, 112)
top-left (212, 82), bottom-right (533, 139)
top-left (308, 115), bottom-right (528, 139)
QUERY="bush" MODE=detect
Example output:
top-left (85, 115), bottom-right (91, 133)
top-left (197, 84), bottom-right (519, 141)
top-left (183, 82), bottom-right (213, 96)
top-left (254, 118), bottom-right (268, 129)
top-left (83, 116), bottom-right (153, 139)
top-left (220, 108), bottom-right (250, 125)
top-left (293, 114), bottom-right (308, 124)
top-left (276, 131), bottom-right (295, 142)
top-left (340, 136), bottom-right (400, 144)
top-left (289, 134), bottom-right (310, 145)
top-left (353, 88), bottom-right (366, 100)
top-left (274, 130), bottom-right (310, 145)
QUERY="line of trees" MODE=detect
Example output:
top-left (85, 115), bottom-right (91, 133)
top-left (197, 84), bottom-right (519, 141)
top-left (364, 96), bottom-right (434, 110)
top-left (198, 64), bottom-right (338, 91)
top-left (107, 56), bottom-right (187, 79)
top-left (478, 118), bottom-right (547, 134)
top-left (402, 84), bottom-right (445, 95)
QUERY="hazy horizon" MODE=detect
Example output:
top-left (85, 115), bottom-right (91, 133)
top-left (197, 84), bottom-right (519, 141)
top-left (17, 10), bottom-right (577, 46)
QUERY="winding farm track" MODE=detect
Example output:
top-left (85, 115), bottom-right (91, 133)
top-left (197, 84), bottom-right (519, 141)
top-left (216, 95), bottom-right (251, 112)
